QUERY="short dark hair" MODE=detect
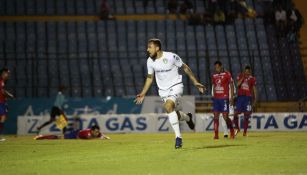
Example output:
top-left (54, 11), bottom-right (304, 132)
top-left (58, 85), bottom-right (66, 92)
top-left (91, 125), bottom-right (100, 131)
top-left (0, 68), bottom-right (9, 75)
top-left (148, 38), bottom-right (162, 51)
top-left (245, 65), bottom-right (251, 70)
top-left (214, 61), bottom-right (222, 66)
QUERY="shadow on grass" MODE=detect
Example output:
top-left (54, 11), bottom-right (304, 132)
top-left (183, 144), bottom-right (246, 151)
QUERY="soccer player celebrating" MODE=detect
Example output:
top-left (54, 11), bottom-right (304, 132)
top-left (211, 61), bottom-right (235, 139)
top-left (233, 65), bottom-right (257, 136)
top-left (0, 68), bottom-right (14, 141)
top-left (37, 86), bottom-right (67, 134)
top-left (135, 38), bottom-right (205, 149)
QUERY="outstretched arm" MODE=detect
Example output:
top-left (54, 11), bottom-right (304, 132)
top-left (182, 63), bottom-right (206, 94)
top-left (134, 74), bottom-right (154, 104)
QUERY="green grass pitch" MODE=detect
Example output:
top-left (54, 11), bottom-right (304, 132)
top-left (1, 132), bottom-right (307, 175)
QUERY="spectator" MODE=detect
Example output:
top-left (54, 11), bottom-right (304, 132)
top-left (218, 0), bottom-right (228, 13)
top-left (287, 8), bottom-right (304, 41)
top-left (258, 0), bottom-right (274, 23)
top-left (225, 0), bottom-right (238, 23)
top-left (237, 0), bottom-right (249, 17)
top-left (100, 0), bottom-right (114, 20)
top-left (167, 0), bottom-right (178, 14)
top-left (179, 0), bottom-right (194, 14)
top-left (208, 0), bottom-right (219, 15)
top-left (275, 5), bottom-right (287, 36)
top-left (213, 8), bottom-right (226, 24)
top-left (246, 6), bottom-right (257, 18)
top-left (188, 11), bottom-right (202, 25)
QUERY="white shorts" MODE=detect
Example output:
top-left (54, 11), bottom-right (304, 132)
top-left (158, 83), bottom-right (184, 107)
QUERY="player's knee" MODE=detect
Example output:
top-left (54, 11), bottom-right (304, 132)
top-left (213, 113), bottom-right (219, 119)
top-left (164, 101), bottom-right (175, 113)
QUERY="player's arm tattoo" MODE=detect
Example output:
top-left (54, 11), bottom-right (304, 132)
top-left (140, 74), bottom-right (154, 95)
top-left (182, 64), bottom-right (198, 85)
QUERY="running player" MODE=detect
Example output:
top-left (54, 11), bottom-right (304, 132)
top-left (37, 86), bottom-right (67, 134)
top-left (233, 65), bottom-right (257, 136)
top-left (0, 68), bottom-right (14, 141)
top-left (134, 38), bottom-right (205, 149)
top-left (211, 61), bottom-right (235, 139)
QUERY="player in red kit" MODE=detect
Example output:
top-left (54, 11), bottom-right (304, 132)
top-left (34, 125), bottom-right (110, 140)
top-left (0, 68), bottom-right (14, 141)
top-left (233, 65), bottom-right (257, 136)
top-left (211, 61), bottom-right (235, 139)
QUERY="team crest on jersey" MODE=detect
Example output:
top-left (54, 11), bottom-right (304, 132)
top-left (163, 58), bottom-right (168, 64)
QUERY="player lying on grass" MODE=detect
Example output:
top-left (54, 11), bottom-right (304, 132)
top-left (135, 38), bottom-right (205, 149)
top-left (34, 125), bottom-right (110, 140)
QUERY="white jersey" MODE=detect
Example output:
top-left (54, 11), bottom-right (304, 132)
top-left (147, 51), bottom-right (183, 90)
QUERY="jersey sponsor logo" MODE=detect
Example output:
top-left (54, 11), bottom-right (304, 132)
top-left (163, 58), bottom-right (168, 64)
top-left (156, 68), bottom-right (172, 73)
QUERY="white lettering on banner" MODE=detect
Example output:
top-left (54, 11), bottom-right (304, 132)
top-left (195, 113), bottom-right (307, 132)
top-left (17, 113), bottom-right (307, 135)
top-left (17, 114), bottom-right (192, 135)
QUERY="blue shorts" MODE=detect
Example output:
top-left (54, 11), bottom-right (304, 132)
top-left (0, 103), bottom-right (8, 116)
top-left (212, 98), bottom-right (229, 113)
top-left (64, 130), bottom-right (79, 139)
top-left (235, 96), bottom-right (252, 113)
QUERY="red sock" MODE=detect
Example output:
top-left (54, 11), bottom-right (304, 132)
top-left (243, 115), bottom-right (250, 134)
top-left (213, 117), bottom-right (219, 138)
top-left (225, 117), bottom-right (234, 137)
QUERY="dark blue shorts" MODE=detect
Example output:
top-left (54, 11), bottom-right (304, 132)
top-left (64, 130), bottom-right (79, 139)
top-left (235, 96), bottom-right (252, 113)
top-left (212, 98), bottom-right (229, 113)
top-left (0, 103), bottom-right (8, 116)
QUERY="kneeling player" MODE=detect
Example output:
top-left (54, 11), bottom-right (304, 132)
top-left (34, 125), bottom-right (110, 140)
top-left (233, 66), bottom-right (257, 136)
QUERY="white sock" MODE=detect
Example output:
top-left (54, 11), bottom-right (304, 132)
top-left (168, 111), bottom-right (181, 138)
top-left (220, 116), bottom-right (229, 135)
top-left (177, 111), bottom-right (190, 122)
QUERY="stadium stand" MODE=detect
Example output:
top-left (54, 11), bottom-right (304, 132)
top-left (0, 0), bottom-right (306, 103)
